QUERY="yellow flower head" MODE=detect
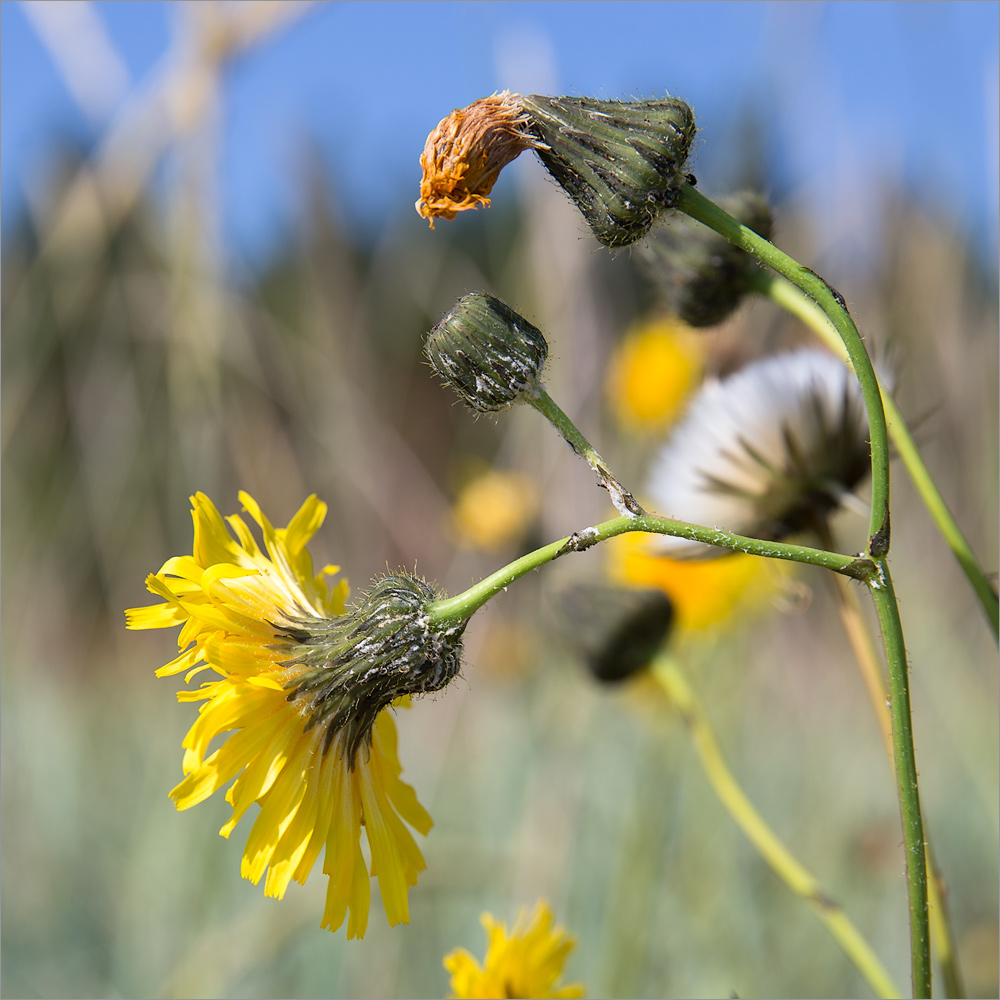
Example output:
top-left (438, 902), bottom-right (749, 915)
top-left (452, 467), bottom-right (538, 552)
top-left (606, 318), bottom-right (704, 432)
top-left (444, 901), bottom-right (586, 1000)
top-left (126, 492), bottom-right (458, 938)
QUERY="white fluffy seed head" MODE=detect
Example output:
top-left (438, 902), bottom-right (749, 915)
top-left (647, 349), bottom-right (880, 554)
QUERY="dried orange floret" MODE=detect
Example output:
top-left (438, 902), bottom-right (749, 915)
top-left (416, 91), bottom-right (540, 226)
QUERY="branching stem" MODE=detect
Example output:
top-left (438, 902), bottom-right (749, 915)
top-left (825, 561), bottom-right (965, 998)
top-left (757, 269), bottom-right (998, 639)
top-left (868, 561), bottom-right (931, 997)
top-left (676, 184), bottom-right (930, 997)
top-left (677, 183), bottom-right (891, 557)
top-left (428, 515), bottom-right (871, 627)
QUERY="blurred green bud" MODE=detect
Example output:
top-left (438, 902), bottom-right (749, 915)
top-left (521, 94), bottom-right (697, 248)
top-left (639, 190), bottom-right (774, 327)
top-left (556, 583), bottom-right (674, 683)
top-left (425, 293), bottom-right (548, 413)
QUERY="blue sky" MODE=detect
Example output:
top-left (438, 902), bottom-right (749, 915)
top-left (3, 1), bottom-right (998, 269)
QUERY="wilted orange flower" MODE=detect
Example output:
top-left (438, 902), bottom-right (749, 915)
top-left (416, 90), bottom-right (540, 225)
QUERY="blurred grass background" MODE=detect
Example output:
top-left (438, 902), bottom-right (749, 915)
top-left (2, 3), bottom-right (998, 998)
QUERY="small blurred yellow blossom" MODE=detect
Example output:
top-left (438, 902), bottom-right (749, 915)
top-left (444, 900), bottom-right (585, 1000)
top-left (607, 532), bottom-right (790, 631)
top-left (605, 318), bottom-right (704, 432)
top-left (452, 467), bottom-right (538, 552)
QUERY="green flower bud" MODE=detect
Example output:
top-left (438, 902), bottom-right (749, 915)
top-left (425, 293), bottom-right (548, 413)
top-left (639, 190), bottom-right (774, 327)
top-left (521, 94), bottom-right (697, 248)
top-left (557, 583), bottom-right (674, 683)
top-left (280, 573), bottom-right (465, 765)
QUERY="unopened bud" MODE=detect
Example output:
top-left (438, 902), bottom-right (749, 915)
top-left (281, 573), bottom-right (465, 765)
top-left (521, 94), bottom-right (697, 248)
top-left (557, 583), bottom-right (674, 683)
top-left (639, 191), bottom-right (773, 327)
top-left (425, 293), bottom-right (548, 413)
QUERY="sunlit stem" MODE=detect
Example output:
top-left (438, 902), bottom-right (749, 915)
top-left (676, 184), bottom-right (929, 995)
top-left (676, 183), bottom-right (891, 557)
top-left (428, 516), bottom-right (872, 628)
top-left (432, 374), bottom-right (870, 627)
top-left (759, 269), bottom-right (998, 640)
top-left (825, 564), bottom-right (965, 998)
top-left (868, 560), bottom-right (931, 998)
top-left (651, 653), bottom-right (903, 1000)
top-left (525, 382), bottom-right (644, 517)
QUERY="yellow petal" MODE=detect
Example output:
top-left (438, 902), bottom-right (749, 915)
top-left (191, 493), bottom-right (244, 569)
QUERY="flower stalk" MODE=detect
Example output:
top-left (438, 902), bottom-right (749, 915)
top-left (823, 553), bottom-right (965, 998)
top-left (757, 268), bottom-right (999, 639)
top-left (868, 562), bottom-right (931, 998)
top-left (650, 653), bottom-right (903, 1000)
top-left (676, 184), bottom-right (930, 996)
top-left (525, 382), bottom-right (644, 517)
top-left (428, 514), bottom-right (872, 629)
top-left (676, 183), bottom-right (891, 558)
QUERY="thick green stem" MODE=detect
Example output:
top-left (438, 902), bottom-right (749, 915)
top-left (676, 184), bottom-right (891, 557)
top-left (828, 572), bottom-right (965, 998)
top-left (677, 185), bottom-right (931, 994)
top-left (428, 515), bottom-right (871, 627)
top-left (759, 269), bottom-right (998, 639)
top-left (819, 518), bottom-right (963, 996)
top-left (869, 560), bottom-right (931, 998)
top-left (652, 654), bottom-right (903, 999)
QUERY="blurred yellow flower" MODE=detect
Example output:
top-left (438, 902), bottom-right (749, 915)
top-left (444, 900), bottom-right (585, 1000)
top-left (606, 318), bottom-right (704, 431)
top-left (126, 492), bottom-right (433, 938)
top-left (607, 532), bottom-right (788, 631)
top-left (452, 467), bottom-right (538, 552)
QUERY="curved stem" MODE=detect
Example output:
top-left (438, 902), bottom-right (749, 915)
top-left (677, 184), bottom-right (891, 557)
top-left (526, 383), bottom-right (644, 516)
top-left (869, 560), bottom-right (931, 998)
top-left (676, 184), bottom-right (930, 994)
top-left (651, 654), bottom-right (903, 999)
top-left (428, 515), bottom-right (871, 627)
top-left (759, 269), bottom-right (998, 639)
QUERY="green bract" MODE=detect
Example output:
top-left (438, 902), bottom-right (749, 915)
top-left (522, 95), bottom-right (696, 248)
